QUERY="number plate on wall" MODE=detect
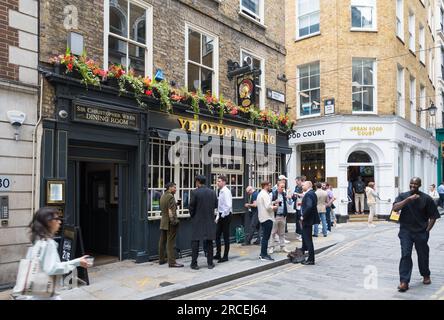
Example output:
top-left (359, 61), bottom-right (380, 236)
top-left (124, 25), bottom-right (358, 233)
top-left (0, 177), bottom-right (12, 191)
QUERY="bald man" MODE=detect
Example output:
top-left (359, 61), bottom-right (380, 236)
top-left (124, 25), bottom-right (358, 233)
top-left (392, 177), bottom-right (440, 292)
top-left (300, 181), bottom-right (320, 265)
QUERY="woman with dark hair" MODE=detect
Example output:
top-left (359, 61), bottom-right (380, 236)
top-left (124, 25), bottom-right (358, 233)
top-left (14, 207), bottom-right (90, 299)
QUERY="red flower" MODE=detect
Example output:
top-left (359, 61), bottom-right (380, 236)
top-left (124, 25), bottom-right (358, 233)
top-left (67, 63), bottom-right (73, 71)
top-left (145, 90), bottom-right (153, 96)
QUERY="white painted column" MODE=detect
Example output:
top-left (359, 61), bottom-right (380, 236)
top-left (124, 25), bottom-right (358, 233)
top-left (424, 153), bottom-right (431, 191)
top-left (402, 146), bottom-right (411, 191)
top-left (414, 149), bottom-right (422, 181)
top-left (325, 141), bottom-right (343, 218)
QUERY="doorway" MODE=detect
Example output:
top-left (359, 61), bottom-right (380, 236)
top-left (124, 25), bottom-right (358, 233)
top-left (347, 151), bottom-right (374, 214)
top-left (79, 162), bottom-right (119, 264)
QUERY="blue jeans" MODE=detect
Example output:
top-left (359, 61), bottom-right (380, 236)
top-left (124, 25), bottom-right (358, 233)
top-left (326, 207), bottom-right (332, 231)
top-left (398, 227), bottom-right (430, 283)
top-left (313, 212), bottom-right (328, 236)
top-left (260, 220), bottom-right (273, 257)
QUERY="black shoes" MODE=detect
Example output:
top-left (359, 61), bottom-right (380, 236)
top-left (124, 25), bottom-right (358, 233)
top-left (169, 263), bottom-right (184, 268)
top-left (259, 255), bottom-right (274, 261)
top-left (301, 260), bottom-right (315, 265)
top-left (213, 255), bottom-right (221, 260)
top-left (159, 260), bottom-right (167, 265)
top-left (208, 264), bottom-right (215, 269)
top-left (218, 257), bottom-right (228, 263)
top-left (190, 264), bottom-right (199, 270)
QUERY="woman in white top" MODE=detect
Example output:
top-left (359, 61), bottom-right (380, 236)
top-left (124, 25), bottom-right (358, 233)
top-left (429, 184), bottom-right (440, 205)
top-left (15, 207), bottom-right (90, 299)
top-left (365, 182), bottom-right (379, 227)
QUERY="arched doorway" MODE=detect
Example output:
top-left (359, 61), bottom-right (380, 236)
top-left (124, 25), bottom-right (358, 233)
top-left (347, 151), bottom-right (374, 214)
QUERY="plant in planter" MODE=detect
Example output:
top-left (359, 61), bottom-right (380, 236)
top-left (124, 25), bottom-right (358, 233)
top-left (105, 63), bottom-right (125, 87)
top-left (49, 47), bottom-right (80, 77)
top-left (118, 71), bottom-right (146, 107)
top-left (151, 80), bottom-right (172, 113)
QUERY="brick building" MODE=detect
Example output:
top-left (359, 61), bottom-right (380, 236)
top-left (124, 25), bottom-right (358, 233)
top-left (285, 0), bottom-right (439, 222)
top-left (33, 0), bottom-right (289, 269)
top-left (0, 0), bottom-right (40, 286)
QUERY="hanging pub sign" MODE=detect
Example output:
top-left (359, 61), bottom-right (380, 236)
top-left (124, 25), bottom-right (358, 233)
top-left (237, 75), bottom-right (256, 108)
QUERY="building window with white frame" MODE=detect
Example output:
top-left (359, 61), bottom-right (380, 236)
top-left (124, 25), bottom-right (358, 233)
top-left (420, 84), bottom-right (426, 129)
top-left (298, 61), bottom-right (320, 117)
top-left (419, 25), bottom-right (425, 64)
top-left (440, 7), bottom-right (444, 33)
top-left (351, 0), bottom-right (376, 30)
top-left (396, 0), bottom-right (404, 39)
top-left (409, 76), bottom-right (416, 124)
top-left (241, 50), bottom-right (265, 109)
top-left (106, 0), bottom-right (152, 76)
top-left (429, 49), bottom-right (434, 81)
top-left (240, 0), bottom-right (264, 24)
top-left (352, 58), bottom-right (376, 113)
top-left (441, 46), bottom-right (444, 79)
top-left (186, 26), bottom-right (218, 95)
top-left (297, 0), bottom-right (320, 38)
top-left (397, 65), bottom-right (405, 117)
top-left (408, 12), bottom-right (415, 52)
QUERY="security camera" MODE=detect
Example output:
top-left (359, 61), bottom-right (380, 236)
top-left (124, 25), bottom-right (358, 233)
top-left (6, 110), bottom-right (26, 127)
top-left (243, 56), bottom-right (253, 69)
top-left (59, 110), bottom-right (68, 119)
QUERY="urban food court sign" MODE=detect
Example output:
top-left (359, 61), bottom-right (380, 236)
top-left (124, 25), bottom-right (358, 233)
top-left (177, 118), bottom-right (276, 145)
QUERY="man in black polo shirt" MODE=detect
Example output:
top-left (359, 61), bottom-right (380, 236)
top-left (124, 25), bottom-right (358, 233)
top-left (392, 177), bottom-right (441, 292)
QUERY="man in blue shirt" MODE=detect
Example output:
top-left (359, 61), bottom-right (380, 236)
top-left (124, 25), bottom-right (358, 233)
top-left (437, 181), bottom-right (444, 207)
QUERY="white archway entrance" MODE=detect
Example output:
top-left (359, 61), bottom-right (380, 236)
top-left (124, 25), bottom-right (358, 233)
top-left (347, 151), bottom-right (374, 214)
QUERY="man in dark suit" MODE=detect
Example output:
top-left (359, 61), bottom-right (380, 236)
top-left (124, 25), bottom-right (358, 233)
top-left (300, 181), bottom-right (320, 265)
top-left (189, 175), bottom-right (218, 270)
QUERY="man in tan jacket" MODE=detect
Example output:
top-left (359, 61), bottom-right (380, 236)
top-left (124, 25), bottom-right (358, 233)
top-left (314, 182), bottom-right (329, 237)
top-left (159, 182), bottom-right (183, 267)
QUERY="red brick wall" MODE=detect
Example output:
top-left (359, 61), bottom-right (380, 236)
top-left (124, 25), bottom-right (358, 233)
top-left (0, 0), bottom-right (19, 82)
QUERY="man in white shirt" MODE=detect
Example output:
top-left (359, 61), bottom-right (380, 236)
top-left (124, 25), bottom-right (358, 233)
top-left (257, 181), bottom-right (278, 261)
top-left (214, 175), bottom-right (233, 263)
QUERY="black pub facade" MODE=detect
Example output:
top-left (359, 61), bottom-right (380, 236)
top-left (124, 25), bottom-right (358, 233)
top-left (38, 0), bottom-right (288, 263)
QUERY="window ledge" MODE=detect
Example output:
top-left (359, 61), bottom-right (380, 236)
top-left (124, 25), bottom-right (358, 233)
top-left (298, 113), bottom-right (321, 120)
top-left (295, 32), bottom-right (321, 42)
top-left (350, 28), bottom-right (378, 33)
top-left (352, 111), bottom-right (377, 115)
top-left (239, 11), bottom-right (266, 29)
top-left (396, 35), bottom-right (405, 44)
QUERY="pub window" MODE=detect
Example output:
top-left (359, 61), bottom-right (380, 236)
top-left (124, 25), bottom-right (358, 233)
top-left (241, 49), bottom-right (265, 109)
top-left (248, 153), bottom-right (282, 190)
top-left (106, 0), bottom-right (152, 76)
top-left (240, 0), bottom-right (264, 24)
top-left (298, 61), bottom-right (320, 117)
top-left (211, 155), bottom-right (244, 199)
top-left (147, 138), bottom-right (203, 219)
top-left (352, 58), bottom-right (376, 113)
top-left (186, 25), bottom-right (218, 96)
top-left (301, 143), bottom-right (325, 183)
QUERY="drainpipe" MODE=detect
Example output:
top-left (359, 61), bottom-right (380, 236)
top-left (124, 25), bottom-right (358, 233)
top-left (31, 74), bottom-right (44, 216)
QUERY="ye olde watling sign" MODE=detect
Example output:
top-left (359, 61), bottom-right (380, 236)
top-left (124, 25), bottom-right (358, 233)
top-left (73, 104), bottom-right (139, 130)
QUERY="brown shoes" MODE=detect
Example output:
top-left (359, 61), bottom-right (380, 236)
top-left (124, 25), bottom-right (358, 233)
top-left (397, 282), bottom-right (409, 292)
top-left (423, 276), bottom-right (431, 285)
top-left (159, 260), bottom-right (167, 265)
top-left (169, 263), bottom-right (184, 268)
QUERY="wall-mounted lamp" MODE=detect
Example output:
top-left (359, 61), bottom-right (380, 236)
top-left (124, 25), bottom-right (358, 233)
top-left (417, 101), bottom-right (437, 116)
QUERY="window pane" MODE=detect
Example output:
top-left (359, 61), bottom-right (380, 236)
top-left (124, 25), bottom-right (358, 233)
top-left (130, 3), bottom-right (146, 44)
top-left (299, 65), bottom-right (309, 78)
top-left (310, 62), bottom-right (320, 76)
top-left (363, 61), bottom-right (373, 85)
top-left (299, 15), bottom-right (310, 37)
top-left (201, 67), bottom-right (213, 94)
top-left (300, 76), bottom-right (309, 90)
top-left (109, 0), bottom-right (128, 37)
top-left (187, 63), bottom-right (200, 92)
top-left (202, 35), bottom-right (214, 68)
top-left (310, 73), bottom-right (320, 88)
top-left (352, 87), bottom-right (362, 111)
top-left (188, 30), bottom-right (201, 64)
top-left (298, 0), bottom-right (311, 16)
top-left (351, 6), bottom-right (362, 27)
top-left (128, 43), bottom-right (145, 76)
top-left (242, 0), bottom-right (259, 15)
top-left (361, 7), bottom-right (373, 28)
top-left (352, 60), bottom-right (362, 84)
top-left (310, 12), bottom-right (320, 33)
top-left (108, 36), bottom-right (127, 68)
top-left (363, 87), bottom-right (374, 112)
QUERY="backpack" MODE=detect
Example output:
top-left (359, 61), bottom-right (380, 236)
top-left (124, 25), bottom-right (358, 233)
top-left (354, 181), bottom-right (365, 193)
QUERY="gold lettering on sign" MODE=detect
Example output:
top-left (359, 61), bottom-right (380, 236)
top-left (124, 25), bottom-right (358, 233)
top-left (177, 118), bottom-right (276, 145)
top-left (349, 126), bottom-right (383, 136)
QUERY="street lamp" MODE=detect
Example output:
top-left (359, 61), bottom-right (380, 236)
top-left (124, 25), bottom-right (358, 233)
top-left (417, 101), bottom-right (437, 116)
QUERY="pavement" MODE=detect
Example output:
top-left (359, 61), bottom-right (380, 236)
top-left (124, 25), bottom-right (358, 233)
top-left (176, 220), bottom-right (444, 300)
top-left (0, 223), bottom-right (344, 300)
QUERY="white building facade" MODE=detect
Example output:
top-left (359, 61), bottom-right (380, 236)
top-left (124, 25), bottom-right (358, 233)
top-left (287, 115), bottom-right (439, 222)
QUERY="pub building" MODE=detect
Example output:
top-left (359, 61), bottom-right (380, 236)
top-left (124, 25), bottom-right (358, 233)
top-left (39, 70), bottom-right (291, 263)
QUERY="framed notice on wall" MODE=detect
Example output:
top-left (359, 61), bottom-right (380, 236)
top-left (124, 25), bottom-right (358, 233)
top-left (326, 177), bottom-right (338, 188)
top-left (324, 98), bottom-right (335, 115)
top-left (46, 180), bottom-right (65, 205)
